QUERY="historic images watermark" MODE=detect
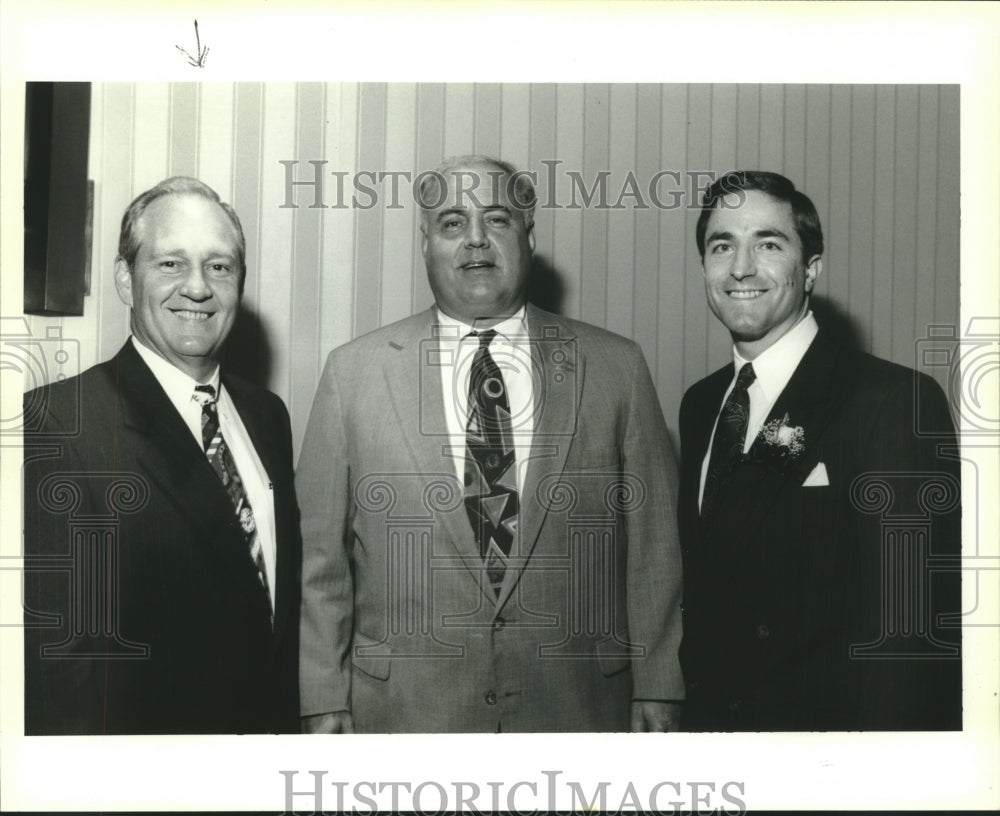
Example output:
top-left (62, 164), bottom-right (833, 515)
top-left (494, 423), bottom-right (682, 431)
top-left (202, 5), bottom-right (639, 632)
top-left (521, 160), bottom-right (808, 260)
top-left (5, 317), bottom-right (152, 656)
top-left (279, 162), bottom-right (750, 212)
top-left (280, 769), bottom-right (747, 815)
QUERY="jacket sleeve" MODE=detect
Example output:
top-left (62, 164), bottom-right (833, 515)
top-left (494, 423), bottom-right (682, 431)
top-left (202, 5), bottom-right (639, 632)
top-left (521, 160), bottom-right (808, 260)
top-left (296, 351), bottom-right (355, 717)
top-left (850, 369), bottom-right (962, 729)
top-left (22, 391), bottom-right (104, 734)
top-left (621, 344), bottom-right (685, 701)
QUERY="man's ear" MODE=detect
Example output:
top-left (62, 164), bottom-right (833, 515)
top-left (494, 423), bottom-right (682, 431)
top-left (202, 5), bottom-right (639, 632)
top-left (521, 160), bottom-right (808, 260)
top-left (527, 222), bottom-right (536, 253)
top-left (804, 256), bottom-right (823, 293)
top-left (114, 258), bottom-right (134, 306)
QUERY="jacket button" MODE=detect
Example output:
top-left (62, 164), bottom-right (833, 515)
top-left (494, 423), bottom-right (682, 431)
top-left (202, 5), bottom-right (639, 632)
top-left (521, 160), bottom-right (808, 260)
top-left (756, 624), bottom-right (771, 639)
top-left (485, 690), bottom-right (497, 706)
top-left (494, 617), bottom-right (505, 631)
top-left (728, 698), bottom-right (742, 713)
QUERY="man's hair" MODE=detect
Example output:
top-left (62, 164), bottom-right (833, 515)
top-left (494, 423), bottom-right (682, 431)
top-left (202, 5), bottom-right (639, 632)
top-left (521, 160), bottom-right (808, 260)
top-left (117, 176), bottom-right (247, 291)
top-left (695, 170), bottom-right (824, 262)
top-left (417, 155), bottom-right (537, 231)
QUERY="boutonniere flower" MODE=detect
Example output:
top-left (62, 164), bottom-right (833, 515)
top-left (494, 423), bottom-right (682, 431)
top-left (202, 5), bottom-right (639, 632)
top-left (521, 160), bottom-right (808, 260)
top-left (753, 413), bottom-right (806, 465)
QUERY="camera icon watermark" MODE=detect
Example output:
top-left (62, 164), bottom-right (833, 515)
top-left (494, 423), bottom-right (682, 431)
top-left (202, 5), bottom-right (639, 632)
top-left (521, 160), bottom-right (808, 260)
top-left (418, 319), bottom-right (579, 439)
top-left (1, 317), bottom-right (80, 437)
top-left (915, 318), bottom-right (999, 438)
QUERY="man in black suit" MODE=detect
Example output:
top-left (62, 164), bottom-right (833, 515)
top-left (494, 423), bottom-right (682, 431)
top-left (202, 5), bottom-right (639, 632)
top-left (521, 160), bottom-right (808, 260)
top-left (23, 177), bottom-right (301, 734)
top-left (678, 171), bottom-right (961, 731)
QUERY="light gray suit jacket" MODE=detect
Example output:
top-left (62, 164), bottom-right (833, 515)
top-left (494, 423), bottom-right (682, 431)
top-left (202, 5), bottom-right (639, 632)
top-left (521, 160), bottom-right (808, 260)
top-left (297, 304), bottom-right (683, 731)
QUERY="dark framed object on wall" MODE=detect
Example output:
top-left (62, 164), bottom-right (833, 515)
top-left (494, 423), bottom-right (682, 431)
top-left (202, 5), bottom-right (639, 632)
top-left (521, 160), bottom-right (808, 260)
top-left (24, 81), bottom-right (93, 316)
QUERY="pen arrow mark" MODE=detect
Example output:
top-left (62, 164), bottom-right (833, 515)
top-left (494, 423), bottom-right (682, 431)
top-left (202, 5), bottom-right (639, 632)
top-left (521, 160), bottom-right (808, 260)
top-left (176, 19), bottom-right (209, 68)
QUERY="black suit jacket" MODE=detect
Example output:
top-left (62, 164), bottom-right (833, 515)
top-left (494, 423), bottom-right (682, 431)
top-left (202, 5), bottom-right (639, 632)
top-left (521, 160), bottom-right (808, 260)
top-left (23, 341), bottom-right (301, 734)
top-left (678, 331), bottom-right (961, 731)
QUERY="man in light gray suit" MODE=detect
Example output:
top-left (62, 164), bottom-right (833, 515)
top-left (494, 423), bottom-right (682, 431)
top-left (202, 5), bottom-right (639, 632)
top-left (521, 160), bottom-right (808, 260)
top-left (297, 156), bottom-right (683, 732)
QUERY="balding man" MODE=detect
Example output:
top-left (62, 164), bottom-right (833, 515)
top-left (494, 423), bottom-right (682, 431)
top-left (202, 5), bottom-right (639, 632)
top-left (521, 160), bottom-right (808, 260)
top-left (297, 156), bottom-right (684, 732)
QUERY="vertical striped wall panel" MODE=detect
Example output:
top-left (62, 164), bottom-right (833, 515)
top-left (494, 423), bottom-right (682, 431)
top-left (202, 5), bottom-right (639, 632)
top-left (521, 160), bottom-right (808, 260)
top-left (684, 86), bottom-right (712, 385)
top-left (550, 86), bottom-right (584, 321)
top-left (320, 82), bottom-right (358, 370)
top-left (656, 85), bottom-right (690, 440)
top-left (28, 82), bottom-right (961, 458)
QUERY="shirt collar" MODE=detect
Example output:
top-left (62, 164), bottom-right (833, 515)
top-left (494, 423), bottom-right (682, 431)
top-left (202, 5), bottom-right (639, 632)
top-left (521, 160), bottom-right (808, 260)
top-left (732, 311), bottom-right (818, 402)
top-left (434, 305), bottom-right (528, 345)
top-left (130, 336), bottom-right (221, 408)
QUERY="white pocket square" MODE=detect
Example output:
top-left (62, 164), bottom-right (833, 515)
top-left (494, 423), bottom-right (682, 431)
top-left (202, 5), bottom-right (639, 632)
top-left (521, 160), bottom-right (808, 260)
top-left (802, 462), bottom-right (829, 487)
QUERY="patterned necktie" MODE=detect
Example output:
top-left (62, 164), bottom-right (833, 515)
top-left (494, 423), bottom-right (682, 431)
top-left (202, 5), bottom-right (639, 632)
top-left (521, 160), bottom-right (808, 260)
top-left (463, 330), bottom-right (519, 597)
top-left (701, 362), bottom-right (757, 518)
top-left (192, 384), bottom-right (273, 624)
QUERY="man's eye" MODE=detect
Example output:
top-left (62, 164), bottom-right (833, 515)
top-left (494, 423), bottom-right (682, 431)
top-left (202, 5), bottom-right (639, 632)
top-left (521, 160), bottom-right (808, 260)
top-left (160, 261), bottom-right (179, 269)
top-left (487, 216), bottom-right (510, 227)
top-left (209, 263), bottom-right (231, 274)
top-left (710, 243), bottom-right (732, 254)
top-left (759, 241), bottom-right (781, 251)
top-left (442, 219), bottom-right (463, 230)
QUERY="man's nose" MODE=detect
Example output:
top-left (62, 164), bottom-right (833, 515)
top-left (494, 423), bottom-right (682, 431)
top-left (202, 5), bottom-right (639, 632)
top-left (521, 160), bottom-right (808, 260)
top-left (179, 265), bottom-right (212, 299)
top-left (731, 246), bottom-right (755, 280)
top-left (465, 217), bottom-right (490, 248)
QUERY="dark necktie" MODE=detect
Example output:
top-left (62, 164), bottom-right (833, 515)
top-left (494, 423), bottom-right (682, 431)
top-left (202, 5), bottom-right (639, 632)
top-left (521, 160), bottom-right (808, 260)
top-left (192, 384), bottom-right (273, 623)
top-left (463, 330), bottom-right (519, 597)
top-left (701, 362), bottom-right (756, 518)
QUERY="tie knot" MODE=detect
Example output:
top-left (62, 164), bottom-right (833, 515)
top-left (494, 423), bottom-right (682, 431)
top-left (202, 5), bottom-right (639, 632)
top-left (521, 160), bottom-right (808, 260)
top-left (735, 362), bottom-right (756, 390)
top-left (193, 384), bottom-right (218, 406)
top-left (472, 329), bottom-right (497, 351)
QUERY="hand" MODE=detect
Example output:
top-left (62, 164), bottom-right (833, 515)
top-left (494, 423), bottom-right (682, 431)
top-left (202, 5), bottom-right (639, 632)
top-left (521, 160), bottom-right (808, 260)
top-left (302, 710), bottom-right (356, 734)
top-left (630, 701), bottom-right (682, 732)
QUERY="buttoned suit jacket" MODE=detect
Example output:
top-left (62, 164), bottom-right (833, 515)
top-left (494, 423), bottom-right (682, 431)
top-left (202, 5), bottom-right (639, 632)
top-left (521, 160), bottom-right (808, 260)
top-left (23, 341), bottom-right (301, 734)
top-left (297, 304), bottom-right (683, 732)
top-left (678, 330), bottom-right (961, 731)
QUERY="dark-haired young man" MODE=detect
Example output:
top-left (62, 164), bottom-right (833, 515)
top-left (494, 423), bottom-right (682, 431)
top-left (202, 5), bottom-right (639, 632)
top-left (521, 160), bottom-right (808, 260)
top-left (678, 171), bottom-right (961, 731)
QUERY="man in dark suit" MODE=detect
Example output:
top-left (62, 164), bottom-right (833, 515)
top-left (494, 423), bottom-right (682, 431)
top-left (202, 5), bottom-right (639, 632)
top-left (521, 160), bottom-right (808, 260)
top-left (22, 177), bottom-right (301, 734)
top-left (297, 156), bottom-right (684, 733)
top-left (678, 170), bottom-right (961, 731)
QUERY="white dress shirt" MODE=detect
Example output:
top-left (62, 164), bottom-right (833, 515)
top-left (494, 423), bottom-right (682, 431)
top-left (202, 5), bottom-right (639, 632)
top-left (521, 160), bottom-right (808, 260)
top-left (698, 312), bottom-right (819, 509)
top-left (434, 307), bottom-right (534, 494)
top-left (131, 337), bottom-right (277, 610)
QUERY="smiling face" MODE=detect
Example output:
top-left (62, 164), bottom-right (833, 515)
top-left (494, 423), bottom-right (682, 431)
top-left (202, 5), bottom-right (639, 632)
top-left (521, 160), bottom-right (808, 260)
top-left (701, 189), bottom-right (822, 359)
top-left (421, 162), bottom-right (535, 327)
top-left (114, 193), bottom-right (242, 381)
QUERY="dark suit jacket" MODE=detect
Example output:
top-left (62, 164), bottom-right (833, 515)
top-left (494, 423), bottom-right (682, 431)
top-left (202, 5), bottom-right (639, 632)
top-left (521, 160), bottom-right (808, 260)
top-left (23, 341), bottom-right (301, 734)
top-left (678, 331), bottom-right (961, 731)
top-left (297, 304), bottom-right (684, 732)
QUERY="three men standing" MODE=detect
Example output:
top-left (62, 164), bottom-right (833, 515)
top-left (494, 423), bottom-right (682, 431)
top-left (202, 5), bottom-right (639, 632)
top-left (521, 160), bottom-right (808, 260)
top-left (23, 164), bottom-right (961, 736)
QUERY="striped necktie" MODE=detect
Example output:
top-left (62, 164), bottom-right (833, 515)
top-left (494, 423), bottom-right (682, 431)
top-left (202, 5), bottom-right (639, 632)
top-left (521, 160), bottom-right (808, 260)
top-left (192, 384), bottom-right (273, 624)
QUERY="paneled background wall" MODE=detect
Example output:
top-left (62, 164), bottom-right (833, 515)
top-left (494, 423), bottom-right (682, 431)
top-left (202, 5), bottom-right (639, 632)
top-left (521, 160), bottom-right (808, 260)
top-left (27, 83), bottom-right (960, 458)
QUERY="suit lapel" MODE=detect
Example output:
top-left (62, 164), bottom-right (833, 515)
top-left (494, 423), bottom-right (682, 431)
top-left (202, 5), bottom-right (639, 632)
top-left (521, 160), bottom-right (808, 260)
top-left (678, 364), bottom-right (732, 545)
top-left (223, 375), bottom-right (294, 642)
top-left (114, 344), bottom-right (269, 600)
top-left (496, 306), bottom-right (583, 611)
top-left (224, 376), bottom-right (278, 488)
top-left (746, 332), bottom-right (845, 482)
top-left (711, 333), bottom-right (848, 539)
top-left (381, 310), bottom-right (493, 599)
top-left (686, 365), bottom-right (733, 488)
